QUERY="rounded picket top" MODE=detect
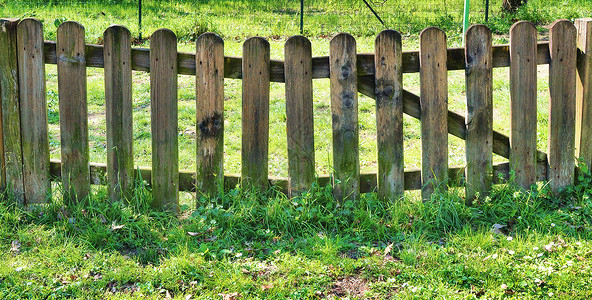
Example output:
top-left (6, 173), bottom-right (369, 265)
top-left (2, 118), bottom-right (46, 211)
top-left (509, 20), bottom-right (536, 36)
top-left (286, 35), bottom-right (311, 49)
top-left (550, 19), bottom-right (576, 35)
top-left (151, 28), bottom-right (177, 43)
top-left (196, 32), bottom-right (223, 44)
top-left (465, 25), bottom-right (492, 65)
top-left (103, 25), bottom-right (131, 41)
top-left (17, 17), bottom-right (44, 33)
top-left (57, 20), bottom-right (85, 37)
top-left (465, 24), bottom-right (491, 42)
top-left (375, 29), bottom-right (402, 45)
top-left (420, 26), bottom-right (446, 43)
top-left (17, 18), bottom-right (44, 53)
top-left (243, 36), bottom-right (270, 54)
top-left (330, 32), bottom-right (356, 49)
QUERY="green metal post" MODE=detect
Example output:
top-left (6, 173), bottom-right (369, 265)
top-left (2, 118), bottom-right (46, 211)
top-left (463, 0), bottom-right (470, 42)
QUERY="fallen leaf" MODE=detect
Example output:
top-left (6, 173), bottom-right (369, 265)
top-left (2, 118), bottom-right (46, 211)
top-left (187, 232), bottom-right (201, 236)
top-left (492, 224), bottom-right (507, 235)
top-left (10, 240), bottom-right (21, 254)
top-left (261, 284), bottom-right (273, 291)
top-left (204, 236), bottom-right (217, 242)
top-left (99, 214), bottom-right (107, 224)
top-left (384, 243), bottom-right (393, 257)
top-left (111, 224), bottom-right (125, 231)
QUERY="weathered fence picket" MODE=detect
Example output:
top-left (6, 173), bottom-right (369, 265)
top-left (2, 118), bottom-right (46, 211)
top-left (104, 25), bottom-right (134, 202)
top-left (57, 21), bottom-right (90, 202)
top-left (576, 18), bottom-right (592, 170)
top-left (330, 33), bottom-right (359, 202)
top-left (510, 21), bottom-right (537, 190)
top-left (420, 27), bottom-right (448, 201)
top-left (375, 30), bottom-right (404, 201)
top-left (285, 35), bottom-right (315, 197)
top-left (196, 33), bottom-right (225, 198)
top-left (17, 18), bottom-right (51, 204)
top-left (1, 18), bottom-right (592, 208)
top-left (464, 25), bottom-right (493, 203)
top-left (242, 37), bottom-right (270, 189)
top-left (0, 18), bottom-right (24, 203)
top-left (150, 29), bottom-right (179, 210)
top-left (548, 20), bottom-right (577, 192)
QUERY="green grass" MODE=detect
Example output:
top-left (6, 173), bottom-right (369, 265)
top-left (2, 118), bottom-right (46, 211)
top-left (2, 171), bottom-right (592, 298)
top-left (2, 1), bottom-right (592, 298)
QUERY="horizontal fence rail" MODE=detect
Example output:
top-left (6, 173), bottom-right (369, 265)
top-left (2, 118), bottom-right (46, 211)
top-left (1, 17), bottom-right (591, 209)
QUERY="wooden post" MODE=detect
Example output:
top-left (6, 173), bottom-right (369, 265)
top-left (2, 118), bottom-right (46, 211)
top-left (17, 18), bottom-right (51, 204)
top-left (104, 25), bottom-right (133, 202)
top-left (548, 20), bottom-right (577, 192)
top-left (57, 21), bottom-right (90, 202)
top-left (150, 29), bottom-right (179, 211)
top-left (196, 33), bottom-right (224, 199)
top-left (0, 18), bottom-right (24, 203)
top-left (576, 18), bottom-right (592, 170)
top-left (419, 27), bottom-right (448, 201)
top-left (330, 33), bottom-right (359, 202)
top-left (509, 21), bottom-right (537, 189)
top-left (285, 35), bottom-right (315, 197)
top-left (464, 25), bottom-right (493, 203)
top-left (374, 30), bottom-right (404, 201)
top-left (242, 37), bottom-right (270, 189)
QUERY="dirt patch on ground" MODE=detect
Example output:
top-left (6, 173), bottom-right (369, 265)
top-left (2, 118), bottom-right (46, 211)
top-left (329, 275), bottom-right (369, 299)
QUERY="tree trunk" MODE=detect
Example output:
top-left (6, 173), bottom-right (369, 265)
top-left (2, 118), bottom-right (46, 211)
top-left (502, 0), bottom-right (527, 12)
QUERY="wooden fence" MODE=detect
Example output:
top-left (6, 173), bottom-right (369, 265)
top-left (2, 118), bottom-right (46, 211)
top-left (0, 17), bottom-right (591, 209)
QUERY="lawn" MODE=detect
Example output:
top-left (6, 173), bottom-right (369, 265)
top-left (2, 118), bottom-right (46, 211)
top-left (1, 0), bottom-right (592, 298)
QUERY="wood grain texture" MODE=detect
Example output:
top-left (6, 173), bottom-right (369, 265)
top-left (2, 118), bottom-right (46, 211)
top-left (150, 29), bottom-right (179, 211)
top-left (464, 25), bottom-right (493, 203)
top-left (510, 21), bottom-right (538, 189)
top-left (576, 18), bottom-right (592, 169)
top-left (196, 33), bottom-right (224, 198)
top-left (42, 40), bottom-right (552, 78)
top-left (420, 27), bottom-right (448, 201)
top-left (548, 20), bottom-right (577, 192)
top-left (17, 18), bottom-right (50, 204)
top-left (330, 33), bottom-right (359, 202)
top-left (285, 35), bottom-right (315, 197)
top-left (0, 18), bottom-right (24, 203)
top-left (57, 21), bottom-right (90, 202)
top-left (104, 25), bottom-right (133, 202)
top-left (242, 37), bottom-right (270, 189)
top-left (374, 30), bottom-right (404, 201)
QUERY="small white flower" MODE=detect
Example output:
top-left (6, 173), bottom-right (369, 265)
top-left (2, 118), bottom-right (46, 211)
top-left (537, 253), bottom-right (544, 257)
top-left (524, 256), bottom-right (532, 259)
top-left (492, 253), bottom-right (498, 259)
top-left (551, 223), bottom-right (556, 227)
top-left (411, 286), bottom-right (418, 293)
top-left (534, 278), bottom-right (541, 284)
top-left (549, 292), bottom-right (554, 297)
top-left (507, 236), bottom-right (513, 241)
top-left (566, 260), bottom-right (573, 266)
top-left (576, 242), bottom-right (582, 246)
top-left (508, 250), bottom-right (515, 255)
top-left (533, 247), bottom-right (539, 251)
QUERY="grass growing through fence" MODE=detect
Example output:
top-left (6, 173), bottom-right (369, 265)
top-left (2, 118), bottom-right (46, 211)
top-left (2, 170), bottom-right (592, 298)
